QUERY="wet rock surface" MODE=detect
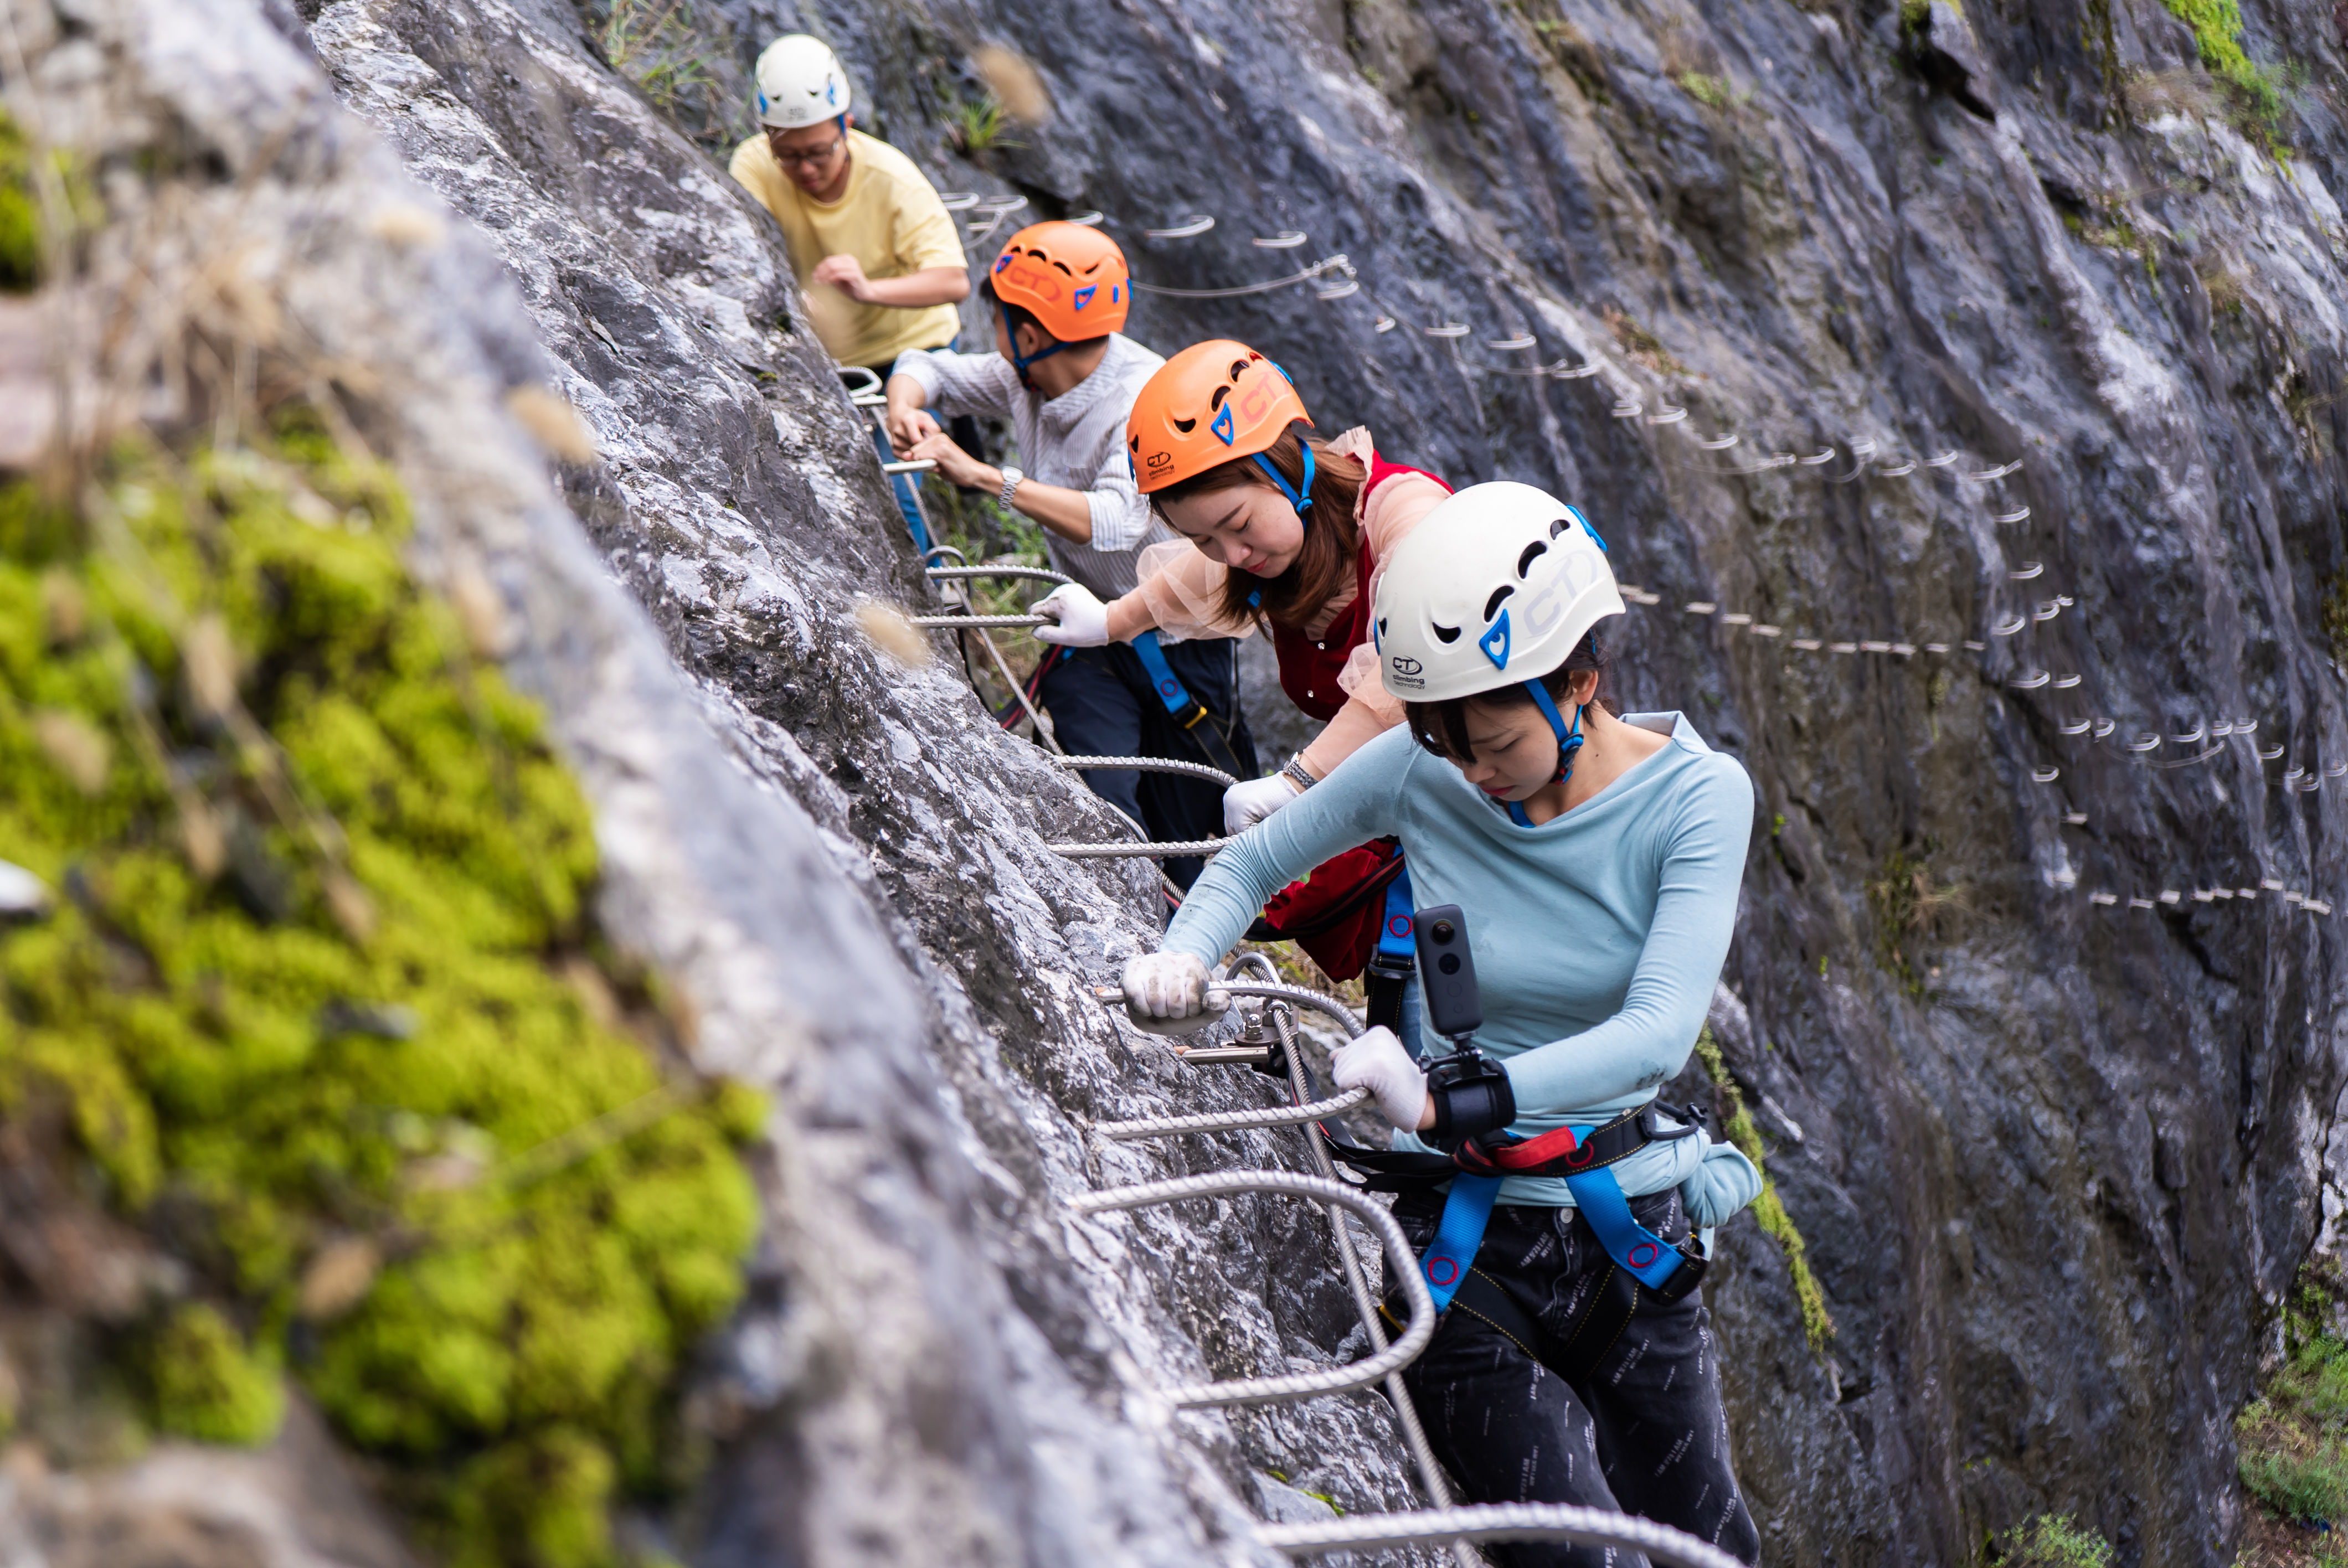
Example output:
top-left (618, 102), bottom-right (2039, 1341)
top-left (11, 0), bottom-right (2348, 1562)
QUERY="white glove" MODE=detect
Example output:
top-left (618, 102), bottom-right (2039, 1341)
top-left (1222, 772), bottom-right (1301, 835)
top-left (1120, 951), bottom-right (1230, 1037)
top-left (1331, 1026), bottom-right (1428, 1131)
top-left (1033, 584), bottom-right (1110, 647)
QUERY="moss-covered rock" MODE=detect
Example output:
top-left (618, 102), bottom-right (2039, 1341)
top-left (0, 411), bottom-right (764, 1566)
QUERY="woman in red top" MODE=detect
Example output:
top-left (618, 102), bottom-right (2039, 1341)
top-left (1034, 341), bottom-right (1451, 835)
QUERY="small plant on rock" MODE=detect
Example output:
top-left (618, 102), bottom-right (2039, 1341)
top-left (1992, 1515), bottom-right (2115, 1568)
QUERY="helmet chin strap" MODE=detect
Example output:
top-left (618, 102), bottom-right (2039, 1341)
top-left (1002, 302), bottom-right (1067, 388)
top-left (1506, 679), bottom-right (1585, 828)
top-left (1240, 444), bottom-right (1316, 610)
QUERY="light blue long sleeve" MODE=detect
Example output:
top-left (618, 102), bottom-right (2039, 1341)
top-left (1165, 714), bottom-right (1754, 1204)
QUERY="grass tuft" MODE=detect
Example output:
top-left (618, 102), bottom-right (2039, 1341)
top-left (2239, 1258), bottom-right (2348, 1530)
top-left (1992, 1514), bottom-right (2114, 1568)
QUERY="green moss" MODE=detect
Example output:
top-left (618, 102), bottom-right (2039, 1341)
top-left (1992, 1514), bottom-right (2114, 1568)
top-left (2239, 1259), bottom-right (2348, 1525)
top-left (147, 1303), bottom-right (285, 1447)
top-left (0, 413), bottom-right (763, 1567)
top-left (1693, 1027), bottom-right (1834, 1349)
top-left (0, 111), bottom-right (42, 292)
top-left (2159, 0), bottom-right (2282, 122)
top-left (1676, 71), bottom-right (1729, 109)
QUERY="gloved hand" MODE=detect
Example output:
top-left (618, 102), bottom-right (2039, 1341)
top-left (1331, 1026), bottom-right (1429, 1131)
top-left (1033, 584), bottom-right (1110, 647)
top-left (1119, 951), bottom-right (1230, 1037)
top-left (1222, 772), bottom-right (1301, 835)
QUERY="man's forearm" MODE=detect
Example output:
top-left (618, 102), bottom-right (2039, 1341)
top-left (989, 469), bottom-right (1094, 545)
top-left (861, 266), bottom-right (971, 308)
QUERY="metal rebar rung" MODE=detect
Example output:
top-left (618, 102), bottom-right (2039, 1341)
top-left (926, 565), bottom-right (1072, 586)
top-left (907, 613), bottom-right (1049, 629)
top-left (1049, 836), bottom-right (1230, 859)
top-left (1068, 1170), bottom-right (1434, 1408)
top-left (882, 458), bottom-right (938, 474)
top-left (1259, 1503), bottom-right (1746, 1568)
top-left (1055, 755), bottom-right (1238, 790)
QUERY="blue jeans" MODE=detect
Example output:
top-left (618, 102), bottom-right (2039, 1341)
top-left (852, 349), bottom-right (953, 555)
top-left (869, 419), bottom-right (930, 554)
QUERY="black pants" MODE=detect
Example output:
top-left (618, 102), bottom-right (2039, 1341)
top-left (1037, 639), bottom-right (1256, 890)
top-left (1383, 1192), bottom-right (1761, 1568)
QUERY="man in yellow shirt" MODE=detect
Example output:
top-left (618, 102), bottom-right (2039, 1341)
top-left (728, 34), bottom-right (970, 546)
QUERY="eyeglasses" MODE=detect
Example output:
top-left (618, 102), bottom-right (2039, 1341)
top-left (771, 132), bottom-right (847, 168)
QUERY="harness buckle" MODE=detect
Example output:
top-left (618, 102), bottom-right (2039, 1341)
top-left (1654, 1232), bottom-right (1709, 1302)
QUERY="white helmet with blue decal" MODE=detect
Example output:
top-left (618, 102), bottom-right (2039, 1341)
top-left (1373, 481), bottom-right (1623, 705)
top-left (754, 35), bottom-right (852, 130)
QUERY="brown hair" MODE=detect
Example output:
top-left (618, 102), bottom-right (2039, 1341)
top-left (1405, 630), bottom-right (1613, 764)
top-left (1151, 424), bottom-right (1366, 630)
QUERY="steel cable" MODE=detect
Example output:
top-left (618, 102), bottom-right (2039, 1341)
top-left (1068, 1169), bottom-right (1434, 1408)
top-left (1249, 979), bottom-right (1477, 1568)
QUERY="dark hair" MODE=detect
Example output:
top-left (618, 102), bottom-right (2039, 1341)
top-left (1150, 424), bottom-right (1367, 631)
top-left (1404, 629), bottom-right (1613, 764)
top-left (977, 276), bottom-right (1108, 352)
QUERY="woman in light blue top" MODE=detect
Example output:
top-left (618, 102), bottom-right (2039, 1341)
top-left (1119, 482), bottom-right (1764, 1566)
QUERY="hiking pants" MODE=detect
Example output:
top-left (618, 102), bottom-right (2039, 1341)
top-left (1382, 1190), bottom-right (1762, 1568)
top-left (1037, 639), bottom-right (1256, 891)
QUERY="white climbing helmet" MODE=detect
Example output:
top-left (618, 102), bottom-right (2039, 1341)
top-left (753, 35), bottom-right (852, 130)
top-left (1373, 481), bottom-right (1623, 704)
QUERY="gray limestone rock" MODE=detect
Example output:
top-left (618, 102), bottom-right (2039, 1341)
top-left (11, 0), bottom-right (2348, 1561)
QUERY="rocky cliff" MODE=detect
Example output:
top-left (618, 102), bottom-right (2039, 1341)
top-left (4, 0), bottom-right (2347, 1562)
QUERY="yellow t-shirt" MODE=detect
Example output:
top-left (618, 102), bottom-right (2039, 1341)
top-left (728, 128), bottom-right (966, 369)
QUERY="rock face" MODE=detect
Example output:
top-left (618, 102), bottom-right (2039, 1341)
top-left (11, 0), bottom-right (2348, 1564)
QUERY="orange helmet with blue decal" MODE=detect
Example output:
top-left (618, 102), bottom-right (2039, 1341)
top-left (1125, 341), bottom-right (1312, 496)
top-left (990, 222), bottom-right (1131, 343)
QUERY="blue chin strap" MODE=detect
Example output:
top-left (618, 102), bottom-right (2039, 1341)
top-left (1001, 300), bottom-right (1065, 388)
top-left (1506, 680), bottom-right (1584, 828)
top-left (1240, 444), bottom-right (1315, 611)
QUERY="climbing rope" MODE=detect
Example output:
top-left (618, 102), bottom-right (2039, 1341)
top-left (1069, 1169), bottom-right (1433, 1408)
top-left (1049, 835), bottom-right (1232, 860)
top-left (1055, 755), bottom-right (1239, 790)
top-left (1085, 962), bottom-right (1476, 1565)
top-left (1259, 1503), bottom-right (1750, 1568)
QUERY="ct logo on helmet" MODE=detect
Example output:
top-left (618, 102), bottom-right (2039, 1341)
top-left (1389, 656), bottom-right (1423, 675)
top-left (1145, 450), bottom-right (1172, 470)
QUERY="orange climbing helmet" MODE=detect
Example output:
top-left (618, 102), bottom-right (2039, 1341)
top-left (990, 222), bottom-right (1131, 343)
top-left (1126, 340), bottom-right (1313, 496)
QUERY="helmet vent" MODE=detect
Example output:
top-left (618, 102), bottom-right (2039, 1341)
top-left (1483, 585), bottom-right (1515, 622)
top-left (1431, 621), bottom-right (1461, 644)
top-left (1172, 417), bottom-right (1197, 433)
top-left (1516, 541), bottom-right (1547, 577)
top-left (1209, 385), bottom-right (1231, 411)
top-left (1548, 517), bottom-right (1571, 538)
top-left (1051, 260), bottom-right (1073, 275)
top-left (1230, 360), bottom-right (1252, 380)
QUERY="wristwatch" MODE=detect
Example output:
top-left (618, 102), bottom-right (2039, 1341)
top-left (997, 466), bottom-right (1024, 510)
